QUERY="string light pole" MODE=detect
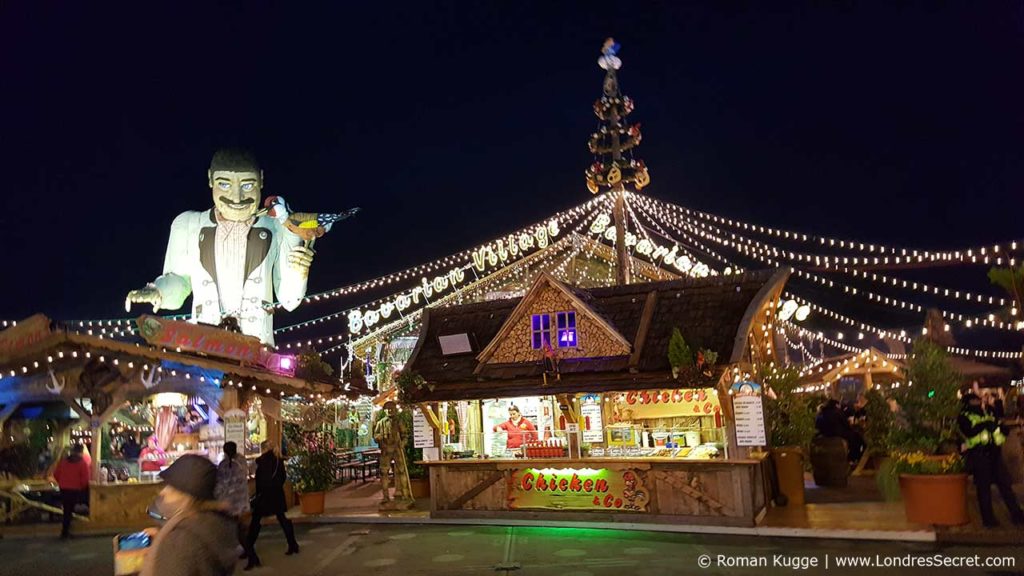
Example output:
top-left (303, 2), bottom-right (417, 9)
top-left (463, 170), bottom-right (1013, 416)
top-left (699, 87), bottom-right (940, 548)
top-left (586, 38), bottom-right (651, 286)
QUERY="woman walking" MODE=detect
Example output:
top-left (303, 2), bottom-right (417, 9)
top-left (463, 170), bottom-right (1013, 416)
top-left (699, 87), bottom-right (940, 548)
top-left (215, 442), bottom-right (250, 557)
top-left (244, 442), bottom-right (299, 570)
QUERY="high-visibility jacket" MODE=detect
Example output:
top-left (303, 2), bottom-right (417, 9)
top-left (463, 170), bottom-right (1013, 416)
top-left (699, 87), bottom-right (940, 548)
top-left (963, 412), bottom-right (1005, 449)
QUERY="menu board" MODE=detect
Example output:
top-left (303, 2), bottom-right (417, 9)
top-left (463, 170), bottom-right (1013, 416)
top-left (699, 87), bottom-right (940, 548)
top-left (413, 408), bottom-right (434, 448)
top-left (223, 409), bottom-right (247, 451)
top-left (732, 395), bottom-right (767, 447)
top-left (580, 399), bottom-right (604, 443)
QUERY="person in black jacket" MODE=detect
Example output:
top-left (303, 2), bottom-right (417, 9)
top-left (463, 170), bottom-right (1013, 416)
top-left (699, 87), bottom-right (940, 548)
top-left (815, 400), bottom-right (865, 463)
top-left (958, 391), bottom-right (1024, 528)
top-left (243, 442), bottom-right (299, 570)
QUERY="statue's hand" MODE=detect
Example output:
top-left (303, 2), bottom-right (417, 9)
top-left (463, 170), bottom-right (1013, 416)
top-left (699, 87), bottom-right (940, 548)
top-left (287, 245), bottom-right (315, 276)
top-left (125, 285), bottom-right (163, 313)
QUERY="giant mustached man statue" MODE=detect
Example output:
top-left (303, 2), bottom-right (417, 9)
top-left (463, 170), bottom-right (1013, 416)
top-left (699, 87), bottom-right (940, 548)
top-left (125, 149), bottom-right (315, 346)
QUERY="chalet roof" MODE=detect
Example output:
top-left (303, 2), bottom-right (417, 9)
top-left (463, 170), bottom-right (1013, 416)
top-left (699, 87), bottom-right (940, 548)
top-left (405, 269), bottom-right (788, 401)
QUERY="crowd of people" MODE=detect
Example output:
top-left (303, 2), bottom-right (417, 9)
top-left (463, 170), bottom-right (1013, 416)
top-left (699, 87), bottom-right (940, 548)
top-left (814, 397), bottom-right (867, 465)
top-left (55, 440), bottom-right (298, 574)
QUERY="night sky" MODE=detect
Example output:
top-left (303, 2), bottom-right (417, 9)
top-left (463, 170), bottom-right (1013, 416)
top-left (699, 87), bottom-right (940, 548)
top-left (3, 3), bottom-right (1024, 339)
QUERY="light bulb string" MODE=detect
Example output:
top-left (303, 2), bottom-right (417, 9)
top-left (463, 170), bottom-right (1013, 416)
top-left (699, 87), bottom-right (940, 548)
top-left (647, 195), bottom-right (1010, 309)
top-left (650, 199), bottom-right (1017, 332)
top-left (305, 206), bottom-right (608, 354)
top-left (678, 203), bottom-right (1022, 263)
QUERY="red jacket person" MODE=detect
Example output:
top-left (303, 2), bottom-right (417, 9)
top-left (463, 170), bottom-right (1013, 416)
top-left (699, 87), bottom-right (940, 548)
top-left (494, 405), bottom-right (537, 450)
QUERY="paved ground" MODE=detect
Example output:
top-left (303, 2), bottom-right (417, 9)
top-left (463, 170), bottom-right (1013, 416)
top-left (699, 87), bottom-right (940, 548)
top-left (1, 523), bottom-right (1021, 576)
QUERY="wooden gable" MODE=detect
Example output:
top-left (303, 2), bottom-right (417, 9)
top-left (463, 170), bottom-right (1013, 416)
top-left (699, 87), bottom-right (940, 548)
top-left (476, 274), bottom-right (632, 366)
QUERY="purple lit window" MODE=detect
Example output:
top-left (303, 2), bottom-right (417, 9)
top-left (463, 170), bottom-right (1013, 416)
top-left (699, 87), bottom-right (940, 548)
top-left (556, 311), bottom-right (577, 348)
top-left (531, 314), bottom-right (551, 349)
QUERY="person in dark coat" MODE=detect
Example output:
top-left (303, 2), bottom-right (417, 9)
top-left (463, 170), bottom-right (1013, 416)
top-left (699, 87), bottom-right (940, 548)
top-left (141, 454), bottom-right (238, 576)
top-left (815, 400), bottom-right (865, 463)
top-left (958, 391), bottom-right (1024, 528)
top-left (244, 442), bottom-right (299, 570)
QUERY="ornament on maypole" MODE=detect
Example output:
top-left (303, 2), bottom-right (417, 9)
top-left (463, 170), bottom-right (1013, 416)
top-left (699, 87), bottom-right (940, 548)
top-left (584, 38), bottom-right (651, 195)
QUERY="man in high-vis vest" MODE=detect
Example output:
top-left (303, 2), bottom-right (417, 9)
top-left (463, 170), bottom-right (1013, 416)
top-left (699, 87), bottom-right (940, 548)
top-left (958, 391), bottom-right (1024, 528)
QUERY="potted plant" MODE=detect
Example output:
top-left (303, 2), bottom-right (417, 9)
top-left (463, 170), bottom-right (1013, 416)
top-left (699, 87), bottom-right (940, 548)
top-left (879, 339), bottom-right (968, 525)
top-left (286, 431), bottom-right (336, 515)
top-left (762, 365), bottom-right (818, 506)
top-left (891, 452), bottom-right (967, 525)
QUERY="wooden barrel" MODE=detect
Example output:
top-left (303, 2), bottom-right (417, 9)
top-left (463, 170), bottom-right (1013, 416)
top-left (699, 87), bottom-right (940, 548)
top-left (810, 436), bottom-right (849, 487)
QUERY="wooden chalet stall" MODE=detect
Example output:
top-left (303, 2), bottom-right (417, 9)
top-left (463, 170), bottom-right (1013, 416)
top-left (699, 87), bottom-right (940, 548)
top-left (404, 270), bottom-right (789, 527)
top-left (0, 314), bottom-right (364, 526)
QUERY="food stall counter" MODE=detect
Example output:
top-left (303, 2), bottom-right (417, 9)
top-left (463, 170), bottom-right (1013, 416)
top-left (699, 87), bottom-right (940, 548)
top-left (420, 454), bottom-right (767, 527)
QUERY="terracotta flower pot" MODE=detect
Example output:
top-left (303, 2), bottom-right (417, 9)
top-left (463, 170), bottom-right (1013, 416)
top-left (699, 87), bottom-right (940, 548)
top-left (898, 473), bottom-right (968, 526)
top-left (409, 477), bottom-right (431, 499)
top-left (298, 491), bottom-right (326, 515)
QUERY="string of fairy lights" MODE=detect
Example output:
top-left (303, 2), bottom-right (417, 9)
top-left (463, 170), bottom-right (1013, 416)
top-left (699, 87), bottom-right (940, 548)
top-left (320, 235), bottom-right (588, 369)
top-left (12, 187), bottom-right (1021, 374)
top-left (623, 195), bottom-right (713, 277)
top-left (280, 205), bottom-right (606, 353)
top-left (630, 193), bottom-right (745, 273)
top-left (275, 194), bottom-right (609, 311)
top-left (650, 199), bottom-right (1021, 333)
top-left (679, 210), bottom-right (1013, 308)
top-left (676, 204), bottom-right (1023, 265)
top-left (622, 195), bottom-right (1022, 361)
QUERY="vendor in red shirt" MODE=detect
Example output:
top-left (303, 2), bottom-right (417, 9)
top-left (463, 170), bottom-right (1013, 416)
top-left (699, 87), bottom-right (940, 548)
top-left (139, 435), bottom-right (167, 473)
top-left (493, 405), bottom-right (537, 450)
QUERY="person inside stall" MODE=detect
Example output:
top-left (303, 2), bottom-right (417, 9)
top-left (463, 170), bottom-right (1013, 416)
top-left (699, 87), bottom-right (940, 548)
top-left (493, 405), bottom-right (537, 452)
top-left (140, 436), bottom-right (168, 474)
top-left (183, 409), bottom-right (205, 434)
top-left (122, 436), bottom-right (142, 461)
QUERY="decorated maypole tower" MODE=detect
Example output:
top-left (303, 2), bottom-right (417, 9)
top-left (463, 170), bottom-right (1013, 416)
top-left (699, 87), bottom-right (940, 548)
top-left (585, 38), bottom-right (651, 286)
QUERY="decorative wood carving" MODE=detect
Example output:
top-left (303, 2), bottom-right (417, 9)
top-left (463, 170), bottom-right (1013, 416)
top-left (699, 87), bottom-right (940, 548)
top-left (488, 286), bottom-right (630, 364)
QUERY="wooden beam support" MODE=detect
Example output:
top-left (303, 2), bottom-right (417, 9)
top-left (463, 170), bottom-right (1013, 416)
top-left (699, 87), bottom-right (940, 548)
top-left (628, 291), bottom-right (659, 371)
top-left (446, 469), bottom-right (505, 510)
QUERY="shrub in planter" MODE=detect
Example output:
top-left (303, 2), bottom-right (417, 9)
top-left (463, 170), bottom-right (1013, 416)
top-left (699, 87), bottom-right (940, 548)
top-left (286, 431), bottom-right (337, 514)
top-left (875, 340), bottom-right (967, 523)
top-left (761, 365), bottom-right (818, 506)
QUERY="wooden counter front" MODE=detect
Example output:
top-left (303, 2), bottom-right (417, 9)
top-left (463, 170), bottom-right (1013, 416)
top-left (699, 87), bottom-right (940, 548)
top-left (90, 481), bottom-right (163, 527)
top-left (422, 456), bottom-right (768, 527)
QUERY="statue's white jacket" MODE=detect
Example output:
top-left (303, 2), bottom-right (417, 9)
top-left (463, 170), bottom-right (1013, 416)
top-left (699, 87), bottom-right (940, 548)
top-left (152, 209), bottom-right (307, 346)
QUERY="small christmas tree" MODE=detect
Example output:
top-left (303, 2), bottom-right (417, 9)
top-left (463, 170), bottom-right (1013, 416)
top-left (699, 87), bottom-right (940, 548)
top-left (667, 328), bottom-right (692, 378)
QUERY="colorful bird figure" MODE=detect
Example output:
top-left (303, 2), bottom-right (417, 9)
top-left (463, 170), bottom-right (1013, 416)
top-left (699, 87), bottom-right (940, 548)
top-left (260, 195), bottom-right (360, 247)
top-left (601, 37), bottom-right (620, 56)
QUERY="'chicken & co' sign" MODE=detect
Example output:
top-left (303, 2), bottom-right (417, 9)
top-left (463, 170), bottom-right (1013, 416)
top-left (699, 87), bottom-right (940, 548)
top-left (508, 467), bottom-right (648, 512)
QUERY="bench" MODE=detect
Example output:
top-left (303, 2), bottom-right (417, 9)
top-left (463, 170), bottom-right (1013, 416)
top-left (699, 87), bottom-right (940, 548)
top-left (357, 450), bottom-right (381, 482)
